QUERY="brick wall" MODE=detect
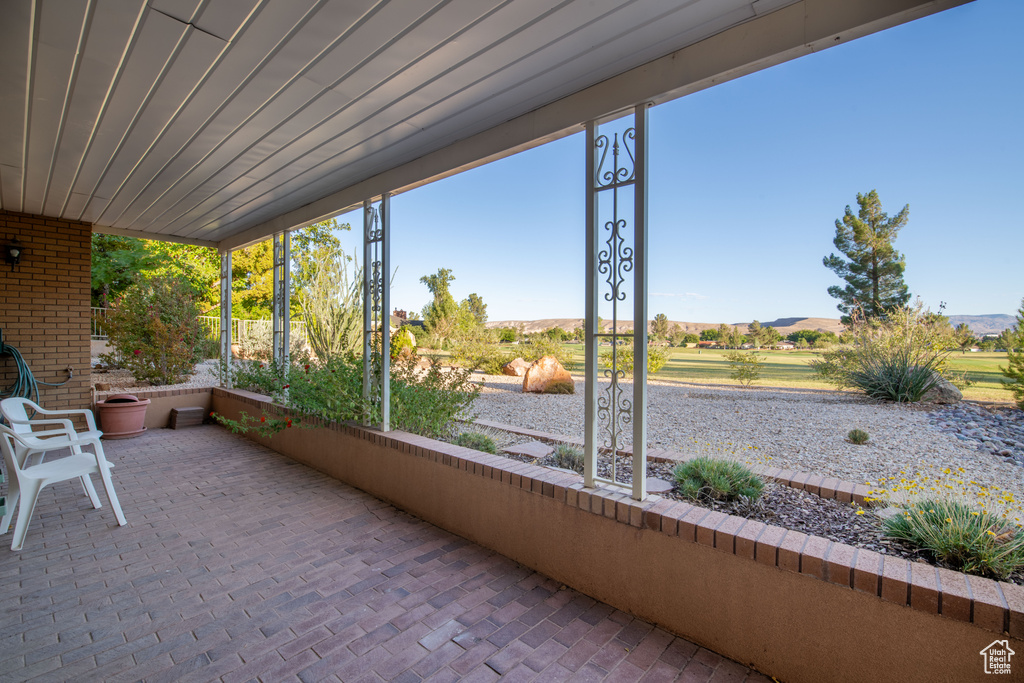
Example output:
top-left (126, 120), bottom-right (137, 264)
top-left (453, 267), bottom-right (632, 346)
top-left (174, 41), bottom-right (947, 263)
top-left (0, 210), bottom-right (92, 411)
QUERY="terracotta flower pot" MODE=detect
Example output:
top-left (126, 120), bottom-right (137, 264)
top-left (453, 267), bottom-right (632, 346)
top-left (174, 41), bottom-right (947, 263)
top-left (96, 394), bottom-right (150, 439)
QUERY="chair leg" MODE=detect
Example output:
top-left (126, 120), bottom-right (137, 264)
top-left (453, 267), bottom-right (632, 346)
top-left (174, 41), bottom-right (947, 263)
top-left (10, 480), bottom-right (43, 551)
top-left (80, 475), bottom-right (102, 509)
top-left (0, 480), bottom-right (19, 535)
top-left (69, 442), bottom-right (101, 506)
top-left (96, 464), bottom-right (126, 527)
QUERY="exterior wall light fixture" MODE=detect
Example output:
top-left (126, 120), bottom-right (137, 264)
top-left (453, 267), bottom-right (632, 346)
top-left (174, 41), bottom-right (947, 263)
top-left (5, 238), bottom-right (24, 270)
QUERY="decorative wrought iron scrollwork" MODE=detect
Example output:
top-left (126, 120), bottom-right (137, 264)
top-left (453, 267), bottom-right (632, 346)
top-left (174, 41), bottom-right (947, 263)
top-left (591, 125), bottom-right (638, 486)
top-left (595, 131), bottom-right (636, 190)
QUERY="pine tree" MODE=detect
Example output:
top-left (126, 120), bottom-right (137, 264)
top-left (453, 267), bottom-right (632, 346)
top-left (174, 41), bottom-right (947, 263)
top-left (823, 190), bottom-right (910, 323)
top-left (651, 313), bottom-right (670, 340)
top-left (1000, 298), bottom-right (1024, 409)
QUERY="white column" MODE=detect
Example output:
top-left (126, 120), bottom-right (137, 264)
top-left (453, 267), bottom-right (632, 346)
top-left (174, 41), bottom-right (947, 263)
top-left (219, 251), bottom-right (232, 388)
top-left (632, 104), bottom-right (649, 501)
top-left (379, 192), bottom-right (391, 432)
top-left (272, 232), bottom-right (291, 368)
top-left (584, 120), bottom-right (599, 489)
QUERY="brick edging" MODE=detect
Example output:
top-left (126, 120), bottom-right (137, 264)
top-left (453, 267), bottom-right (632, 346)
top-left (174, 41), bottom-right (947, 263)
top-left (216, 388), bottom-right (1024, 637)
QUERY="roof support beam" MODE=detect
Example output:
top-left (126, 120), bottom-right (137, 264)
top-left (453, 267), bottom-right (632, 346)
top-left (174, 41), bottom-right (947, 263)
top-left (92, 224), bottom-right (217, 248)
top-left (220, 0), bottom-right (969, 252)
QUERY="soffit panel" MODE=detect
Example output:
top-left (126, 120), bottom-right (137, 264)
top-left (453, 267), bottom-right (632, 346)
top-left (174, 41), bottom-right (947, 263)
top-left (174, 0), bottom-right (756, 240)
top-left (155, 0), bottom-right (748, 240)
top-left (1, 0), bottom-right (966, 245)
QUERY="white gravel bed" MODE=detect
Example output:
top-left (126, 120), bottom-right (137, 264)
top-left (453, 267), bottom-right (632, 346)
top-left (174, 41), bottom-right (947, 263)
top-left (469, 373), bottom-right (1024, 503)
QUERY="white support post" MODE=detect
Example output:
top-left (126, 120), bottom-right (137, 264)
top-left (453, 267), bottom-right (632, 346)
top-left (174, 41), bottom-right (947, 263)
top-left (379, 193), bottom-right (391, 432)
top-left (632, 104), bottom-right (649, 501)
top-left (219, 251), bottom-right (232, 388)
top-left (362, 196), bottom-right (391, 431)
top-left (272, 232), bottom-right (291, 368)
top-left (362, 200), bottom-right (373, 416)
top-left (583, 108), bottom-right (649, 501)
top-left (584, 120), bottom-right (599, 489)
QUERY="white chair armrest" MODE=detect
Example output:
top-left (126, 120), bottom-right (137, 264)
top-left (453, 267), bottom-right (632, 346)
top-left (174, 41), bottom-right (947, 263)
top-left (21, 418), bottom-right (77, 435)
top-left (29, 408), bottom-right (98, 432)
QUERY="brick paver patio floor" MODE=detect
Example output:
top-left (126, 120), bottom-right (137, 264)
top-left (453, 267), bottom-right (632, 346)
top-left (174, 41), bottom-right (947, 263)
top-left (0, 425), bottom-right (770, 682)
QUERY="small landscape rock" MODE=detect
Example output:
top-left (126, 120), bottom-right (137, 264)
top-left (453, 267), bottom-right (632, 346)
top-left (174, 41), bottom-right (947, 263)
top-left (502, 358), bottom-right (532, 377)
top-left (921, 372), bottom-right (962, 404)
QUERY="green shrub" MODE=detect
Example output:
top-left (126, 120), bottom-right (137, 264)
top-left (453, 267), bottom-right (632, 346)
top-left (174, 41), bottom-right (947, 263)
top-left (389, 356), bottom-right (480, 438)
top-left (218, 353), bottom-right (478, 440)
top-left (453, 431), bottom-right (497, 454)
top-left (98, 275), bottom-right (206, 385)
top-left (883, 498), bottom-right (1024, 580)
top-left (599, 343), bottom-right (668, 376)
top-left (724, 350), bottom-right (765, 386)
top-left (847, 429), bottom-right (870, 445)
top-left (450, 337), bottom-right (516, 374)
top-left (391, 326), bottom-right (418, 361)
top-left (522, 336), bottom-right (573, 367)
top-left (672, 457), bottom-right (764, 502)
top-left (809, 302), bottom-right (957, 403)
top-left (550, 443), bottom-right (583, 473)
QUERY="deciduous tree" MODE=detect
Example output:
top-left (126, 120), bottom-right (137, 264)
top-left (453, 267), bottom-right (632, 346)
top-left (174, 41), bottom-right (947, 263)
top-left (420, 268), bottom-right (458, 345)
top-left (823, 190), bottom-right (910, 323)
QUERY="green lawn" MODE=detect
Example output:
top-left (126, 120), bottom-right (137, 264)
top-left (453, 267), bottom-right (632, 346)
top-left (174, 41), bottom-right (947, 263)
top-left (561, 344), bottom-right (1015, 402)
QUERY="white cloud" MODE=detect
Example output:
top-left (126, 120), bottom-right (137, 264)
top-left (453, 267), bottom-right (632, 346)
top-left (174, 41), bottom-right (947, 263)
top-left (650, 292), bottom-right (708, 300)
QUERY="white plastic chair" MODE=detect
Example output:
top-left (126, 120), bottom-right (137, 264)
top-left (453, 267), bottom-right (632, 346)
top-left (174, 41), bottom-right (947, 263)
top-left (0, 424), bottom-right (127, 551)
top-left (1, 397), bottom-right (104, 504)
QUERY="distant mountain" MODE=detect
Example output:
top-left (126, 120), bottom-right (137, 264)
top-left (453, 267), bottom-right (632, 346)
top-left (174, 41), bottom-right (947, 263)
top-left (485, 317), bottom-right (845, 336)
top-left (948, 314), bottom-right (1016, 336)
top-left (485, 314), bottom-right (1015, 337)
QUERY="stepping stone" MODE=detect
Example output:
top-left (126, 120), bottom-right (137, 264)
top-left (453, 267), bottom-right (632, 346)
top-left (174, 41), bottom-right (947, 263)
top-left (646, 477), bottom-right (675, 494)
top-left (502, 442), bottom-right (553, 458)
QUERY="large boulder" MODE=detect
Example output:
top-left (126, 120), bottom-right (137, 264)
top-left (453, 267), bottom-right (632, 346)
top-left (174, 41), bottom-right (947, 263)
top-left (922, 371), bottom-right (963, 404)
top-left (522, 356), bottom-right (574, 394)
top-left (502, 357), bottom-right (532, 377)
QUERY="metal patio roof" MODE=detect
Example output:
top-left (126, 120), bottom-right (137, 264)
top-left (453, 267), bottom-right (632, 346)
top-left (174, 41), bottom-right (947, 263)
top-left (0, 0), bottom-right (967, 250)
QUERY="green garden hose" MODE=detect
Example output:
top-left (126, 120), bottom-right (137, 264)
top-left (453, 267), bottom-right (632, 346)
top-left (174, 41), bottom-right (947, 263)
top-left (0, 328), bottom-right (73, 409)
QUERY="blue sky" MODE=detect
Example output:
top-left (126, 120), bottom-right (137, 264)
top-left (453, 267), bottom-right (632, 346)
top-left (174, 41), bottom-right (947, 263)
top-left (329, 0), bottom-right (1023, 325)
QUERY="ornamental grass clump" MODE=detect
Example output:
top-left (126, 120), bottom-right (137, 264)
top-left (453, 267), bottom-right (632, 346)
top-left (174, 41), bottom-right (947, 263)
top-left (672, 457), bottom-right (764, 503)
top-left (882, 498), bottom-right (1024, 580)
top-left (453, 431), bottom-right (497, 454)
top-left (550, 443), bottom-right (584, 473)
top-left (867, 465), bottom-right (1024, 579)
top-left (847, 429), bottom-right (870, 445)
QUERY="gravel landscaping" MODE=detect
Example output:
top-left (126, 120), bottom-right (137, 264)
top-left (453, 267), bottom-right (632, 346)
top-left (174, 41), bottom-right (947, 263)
top-left (469, 374), bottom-right (1024, 503)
